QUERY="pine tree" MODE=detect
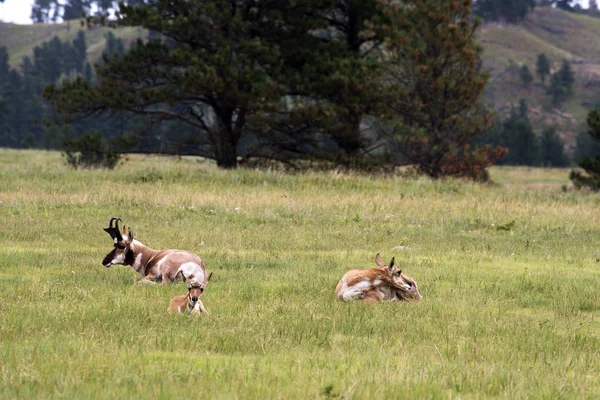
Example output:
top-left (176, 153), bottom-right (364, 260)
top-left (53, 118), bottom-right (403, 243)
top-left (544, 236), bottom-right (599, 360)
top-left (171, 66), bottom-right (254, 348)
top-left (62, 0), bottom-right (91, 21)
top-left (519, 65), bottom-right (533, 88)
top-left (45, 0), bottom-right (335, 168)
top-left (72, 31), bottom-right (87, 74)
top-left (538, 127), bottom-right (568, 166)
top-left (547, 59), bottom-right (574, 107)
top-left (474, 0), bottom-right (536, 23)
top-left (379, 0), bottom-right (494, 179)
top-left (570, 109), bottom-right (600, 189)
top-left (536, 53), bottom-right (550, 84)
top-left (558, 59), bottom-right (575, 95)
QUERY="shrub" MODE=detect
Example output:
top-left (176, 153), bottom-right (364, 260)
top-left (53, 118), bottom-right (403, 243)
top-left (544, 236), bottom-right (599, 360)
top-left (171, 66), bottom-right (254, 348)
top-left (63, 131), bottom-right (122, 169)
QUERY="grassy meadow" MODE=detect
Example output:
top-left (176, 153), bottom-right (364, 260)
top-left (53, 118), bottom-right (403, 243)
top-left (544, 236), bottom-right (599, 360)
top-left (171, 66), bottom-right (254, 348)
top-left (1, 149), bottom-right (600, 399)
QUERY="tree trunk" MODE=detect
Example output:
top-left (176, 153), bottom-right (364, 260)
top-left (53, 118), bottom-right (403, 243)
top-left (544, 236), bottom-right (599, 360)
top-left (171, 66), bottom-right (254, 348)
top-left (213, 108), bottom-right (240, 169)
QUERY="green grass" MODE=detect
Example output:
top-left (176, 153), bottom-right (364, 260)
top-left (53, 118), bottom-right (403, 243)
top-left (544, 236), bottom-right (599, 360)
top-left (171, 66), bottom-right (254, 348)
top-left (1, 149), bottom-right (600, 399)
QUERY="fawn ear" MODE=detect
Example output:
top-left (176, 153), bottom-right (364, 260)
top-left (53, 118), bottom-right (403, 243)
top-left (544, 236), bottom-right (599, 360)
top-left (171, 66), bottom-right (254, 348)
top-left (128, 228), bottom-right (134, 241)
top-left (375, 253), bottom-right (385, 268)
top-left (389, 257), bottom-right (395, 269)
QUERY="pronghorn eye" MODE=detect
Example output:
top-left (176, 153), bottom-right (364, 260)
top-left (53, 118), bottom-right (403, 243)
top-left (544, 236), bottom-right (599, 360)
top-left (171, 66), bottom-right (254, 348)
top-left (115, 244), bottom-right (126, 250)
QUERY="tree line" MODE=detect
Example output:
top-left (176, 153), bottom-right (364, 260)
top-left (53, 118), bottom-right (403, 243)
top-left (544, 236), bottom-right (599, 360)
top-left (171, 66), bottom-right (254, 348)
top-left (3, 0), bottom-right (598, 178)
top-left (474, 0), bottom-right (598, 24)
top-left (40, 0), bottom-right (510, 179)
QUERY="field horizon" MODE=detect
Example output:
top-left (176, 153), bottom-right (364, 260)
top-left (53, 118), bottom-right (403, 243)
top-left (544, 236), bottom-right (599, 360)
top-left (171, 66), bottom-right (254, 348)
top-left (1, 149), bottom-right (599, 399)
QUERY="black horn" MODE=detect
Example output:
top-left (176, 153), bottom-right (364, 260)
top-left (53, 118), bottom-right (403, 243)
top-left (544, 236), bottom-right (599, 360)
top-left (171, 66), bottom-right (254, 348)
top-left (113, 218), bottom-right (124, 242)
top-left (103, 218), bottom-right (123, 242)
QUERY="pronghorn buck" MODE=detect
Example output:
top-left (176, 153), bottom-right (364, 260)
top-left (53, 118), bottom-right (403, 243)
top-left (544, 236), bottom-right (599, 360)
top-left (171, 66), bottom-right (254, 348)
top-left (102, 218), bottom-right (208, 284)
top-left (168, 273), bottom-right (213, 315)
top-left (336, 253), bottom-right (422, 302)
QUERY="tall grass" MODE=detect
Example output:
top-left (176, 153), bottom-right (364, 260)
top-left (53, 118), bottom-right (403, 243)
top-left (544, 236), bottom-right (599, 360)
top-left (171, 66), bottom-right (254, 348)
top-left (1, 149), bottom-right (599, 399)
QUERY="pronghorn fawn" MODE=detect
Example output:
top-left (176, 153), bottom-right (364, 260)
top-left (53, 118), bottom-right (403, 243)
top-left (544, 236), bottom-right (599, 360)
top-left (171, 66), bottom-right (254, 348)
top-left (102, 218), bottom-right (209, 284)
top-left (169, 273), bottom-right (213, 315)
top-left (336, 253), bottom-right (422, 302)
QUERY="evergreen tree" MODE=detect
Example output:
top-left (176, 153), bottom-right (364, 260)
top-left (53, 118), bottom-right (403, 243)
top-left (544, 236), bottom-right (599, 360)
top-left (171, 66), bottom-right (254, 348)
top-left (62, 0), bottom-right (91, 21)
top-left (548, 73), bottom-right (569, 107)
top-left (547, 59), bottom-right (575, 107)
top-left (590, 0), bottom-right (599, 16)
top-left (558, 59), bottom-right (575, 94)
top-left (104, 31), bottom-right (125, 58)
top-left (536, 53), bottom-right (550, 84)
top-left (538, 127), bottom-right (568, 166)
top-left (380, 0), bottom-right (494, 178)
top-left (45, 0), bottom-right (335, 168)
top-left (31, 0), bottom-right (59, 23)
top-left (570, 109), bottom-right (600, 189)
top-left (474, 0), bottom-right (536, 23)
top-left (475, 99), bottom-right (539, 166)
top-left (72, 31), bottom-right (87, 74)
top-left (555, 0), bottom-right (575, 11)
top-left (519, 65), bottom-right (533, 88)
top-left (295, 1), bottom-right (388, 161)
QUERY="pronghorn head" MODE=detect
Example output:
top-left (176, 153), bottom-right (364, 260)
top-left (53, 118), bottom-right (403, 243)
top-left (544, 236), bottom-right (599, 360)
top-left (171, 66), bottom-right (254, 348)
top-left (374, 253), bottom-right (422, 301)
top-left (186, 272), bottom-right (212, 304)
top-left (102, 218), bottom-right (134, 268)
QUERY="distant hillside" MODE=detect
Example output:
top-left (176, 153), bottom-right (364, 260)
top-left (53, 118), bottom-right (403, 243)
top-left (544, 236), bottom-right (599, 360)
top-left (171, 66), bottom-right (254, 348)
top-left (1, 7), bottom-right (600, 153)
top-left (0, 19), bottom-right (146, 67)
top-left (480, 7), bottom-right (600, 152)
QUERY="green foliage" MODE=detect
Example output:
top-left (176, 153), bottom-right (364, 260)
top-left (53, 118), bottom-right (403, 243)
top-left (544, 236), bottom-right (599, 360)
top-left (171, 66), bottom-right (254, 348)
top-left (536, 53), bottom-right (550, 84)
top-left (476, 99), bottom-right (540, 166)
top-left (46, 0), bottom-right (338, 169)
top-left (63, 131), bottom-right (122, 169)
top-left (0, 31), bottom-right (92, 149)
top-left (474, 0), bottom-right (536, 23)
top-left (538, 127), bottom-right (569, 167)
top-left (31, 0), bottom-right (92, 23)
top-left (380, 0), bottom-right (494, 179)
top-left (519, 64), bottom-right (533, 87)
top-left (546, 60), bottom-right (575, 107)
top-left (570, 109), bottom-right (600, 189)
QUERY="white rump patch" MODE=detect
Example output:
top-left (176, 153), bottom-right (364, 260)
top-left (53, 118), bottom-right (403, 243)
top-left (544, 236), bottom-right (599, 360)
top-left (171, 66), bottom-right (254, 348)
top-left (177, 262), bottom-right (205, 282)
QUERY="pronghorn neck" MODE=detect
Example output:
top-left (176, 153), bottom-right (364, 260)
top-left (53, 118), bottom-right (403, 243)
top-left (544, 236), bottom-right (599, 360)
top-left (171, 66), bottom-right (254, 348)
top-left (128, 239), bottom-right (162, 275)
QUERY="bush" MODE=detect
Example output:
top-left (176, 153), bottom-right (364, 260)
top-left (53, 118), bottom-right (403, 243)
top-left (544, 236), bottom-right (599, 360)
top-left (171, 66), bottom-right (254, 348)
top-left (63, 131), bottom-right (122, 169)
top-left (570, 109), bottom-right (600, 189)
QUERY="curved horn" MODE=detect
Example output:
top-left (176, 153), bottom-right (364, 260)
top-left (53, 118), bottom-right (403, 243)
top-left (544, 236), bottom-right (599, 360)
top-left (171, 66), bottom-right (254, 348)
top-left (113, 218), bottom-right (124, 242)
top-left (104, 218), bottom-right (118, 239)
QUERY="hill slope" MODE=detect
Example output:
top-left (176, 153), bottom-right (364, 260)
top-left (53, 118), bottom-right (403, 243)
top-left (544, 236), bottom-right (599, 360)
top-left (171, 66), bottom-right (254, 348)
top-left (480, 7), bottom-right (600, 151)
top-left (0, 20), bottom-right (145, 67)
top-left (1, 7), bottom-right (600, 152)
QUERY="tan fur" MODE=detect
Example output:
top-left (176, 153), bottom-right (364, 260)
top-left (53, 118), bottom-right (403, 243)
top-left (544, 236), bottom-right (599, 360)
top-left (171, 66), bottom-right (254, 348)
top-left (336, 253), bottom-right (422, 302)
top-left (168, 273), bottom-right (212, 315)
top-left (102, 221), bottom-right (207, 284)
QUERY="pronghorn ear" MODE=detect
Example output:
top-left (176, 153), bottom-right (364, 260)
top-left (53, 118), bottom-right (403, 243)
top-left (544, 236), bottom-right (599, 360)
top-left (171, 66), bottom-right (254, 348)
top-left (128, 228), bottom-right (134, 241)
top-left (389, 257), bottom-right (395, 269)
top-left (375, 253), bottom-right (385, 268)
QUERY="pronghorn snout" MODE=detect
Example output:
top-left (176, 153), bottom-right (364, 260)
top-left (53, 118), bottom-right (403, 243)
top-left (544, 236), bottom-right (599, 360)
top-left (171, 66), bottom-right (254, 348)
top-left (102, 249), bottom-right (116, 268)
top-left (191, 296), bottom-right (198, 302)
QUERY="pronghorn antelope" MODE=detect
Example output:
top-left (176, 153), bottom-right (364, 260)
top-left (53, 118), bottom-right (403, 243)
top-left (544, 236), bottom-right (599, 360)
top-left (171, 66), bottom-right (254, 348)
top-left (168, 273), bottom-right (213, 315)
top-left (102, 218), bottom-right (208, 284)
top-left (336, 253), bottom-right (422, 302)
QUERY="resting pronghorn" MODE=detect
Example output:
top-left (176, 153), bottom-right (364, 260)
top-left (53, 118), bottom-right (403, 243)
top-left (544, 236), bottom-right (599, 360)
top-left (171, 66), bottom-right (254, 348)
top-left (168, 273), bottom-right (213, 315)
top-left (102, 218), bottom-right (208, 284)
top-left (336, 253), bottom-right (422, 302)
